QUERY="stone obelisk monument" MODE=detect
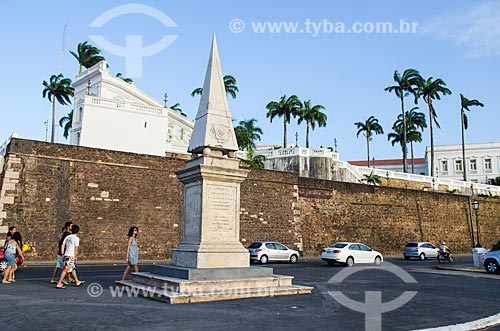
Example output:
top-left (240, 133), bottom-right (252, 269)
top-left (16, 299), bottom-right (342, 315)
top-left (171, 33), bottom-right (250, 269)
top-left (117, 34), bottom-right (312, 303)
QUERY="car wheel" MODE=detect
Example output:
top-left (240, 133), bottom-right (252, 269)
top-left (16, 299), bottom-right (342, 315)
top-left (327, 261), bottom-right (335, 266)
top-left (289, 254), bottom-right (298, 264)
top-left (485, 259), bottom-right (499, 274)
top-left (346, 257), bottom-right (354, 267)
top-left (404, 256), bottom-right (410, 260)
top-left (419, 253), bottom-right (426, 261)
top-left (0, 259), bottom-right (7, 273)
top-left (374, 256), bottom-right (382, 266)
top-left (260, 255), bottom-right (268, 264)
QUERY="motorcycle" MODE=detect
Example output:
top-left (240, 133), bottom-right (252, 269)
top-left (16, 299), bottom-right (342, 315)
top-left (437, 250), bottom-right (454, 263)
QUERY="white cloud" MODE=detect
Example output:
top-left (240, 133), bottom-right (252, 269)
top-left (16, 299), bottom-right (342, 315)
top-left (420, 1), bottom-right (500, 57)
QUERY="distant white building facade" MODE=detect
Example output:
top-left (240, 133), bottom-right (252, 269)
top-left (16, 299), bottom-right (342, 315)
top-left (428, 142), bottom-right (500, 184)
top-left (70, 61), bottom-right (193, 156)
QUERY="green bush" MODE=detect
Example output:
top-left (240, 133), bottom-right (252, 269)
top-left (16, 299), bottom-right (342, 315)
top-left (491, 240), bottom-right (500, 251)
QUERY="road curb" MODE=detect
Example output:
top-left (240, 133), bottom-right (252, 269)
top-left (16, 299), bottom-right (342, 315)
top-left (412, 312), bottom-right (500, 331)
top-left (436, 265), bottom-right (485, 273)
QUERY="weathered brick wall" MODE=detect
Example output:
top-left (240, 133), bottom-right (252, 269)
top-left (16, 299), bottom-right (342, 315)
top-left (1, 139), bottom-right (184, 261)
top-left (297, 177), bottom-right (500, 255)
top-left (1, 138), bottom-right (499, 261)
top-left (240, 169), bottom-right (302, 251)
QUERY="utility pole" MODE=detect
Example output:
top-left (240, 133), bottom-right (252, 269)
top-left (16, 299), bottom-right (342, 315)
top-left (333, 138), bottom-right (338, 153)
top-left (164, 93), bottom-right (168, 107)
top-left (295, 132), bottom-right (299, 147)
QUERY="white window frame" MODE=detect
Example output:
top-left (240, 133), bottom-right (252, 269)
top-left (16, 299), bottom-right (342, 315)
top-left (469, 159), bottom-right (477, 173)
top-left (485, 158), bottom-right (492, 173)
top-left (455, 159), bottom-right (463, 172)
top-left (441, 160), bottom-right (448, 173)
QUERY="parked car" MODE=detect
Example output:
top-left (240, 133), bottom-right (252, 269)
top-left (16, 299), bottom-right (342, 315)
top-left (403, 242), bottom-right (439, 260)
top-left (321, 242), bottom-right (383, 266)
top-left (483, 250), bottom-right (500, 274)
top-left (247, 241), bottom-right (300, 264)
top-left (0, 249), bottom-right (23, 273)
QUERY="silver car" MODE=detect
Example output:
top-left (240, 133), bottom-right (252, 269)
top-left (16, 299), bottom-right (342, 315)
top-left (247, 241), bottom-right (299, 264)
top-left (403, 242), bottom-right (439, 260)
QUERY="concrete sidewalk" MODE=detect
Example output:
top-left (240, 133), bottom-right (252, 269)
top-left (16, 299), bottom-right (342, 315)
top-left (437, 263), bottom-right (486, 273)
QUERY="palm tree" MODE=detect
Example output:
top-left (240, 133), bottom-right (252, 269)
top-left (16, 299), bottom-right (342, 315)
top-left (406, 127), bottom-right (423, 174)
top-left (362, 171), bottom-right (382, 185)
top-left (42, 74), bottom-right (74, 143)
top-left (234, 119), bottom-right (263, 150)
top-left (59, 110), bottom-right (73, 139)
top-left (417, 77), bottom-right (452, 177)
top-left (385, 69), bottom-right (422, 173)
top-left (297, 100), bottom-right (327, 148)
top-left (460, 94), bottom-right (484, 181)
top-left (266, 95), bottom-right (302, 148)
top-left (388, 121), bottom-right (423, 173)
top-left (70, 41), bottom-right (105, 74)
top-left (393, 107), bottom-right (427, 173)
top-left (169, 103), bottom-right (182, 111)
top-left (240, 149), bottom-right (265, 169)
top-left (354, 116), bottom-right (384, 167)
top-left (116, 73), bottom-right (133, 83)
top-left (191, 75), bottom-right (239, 99)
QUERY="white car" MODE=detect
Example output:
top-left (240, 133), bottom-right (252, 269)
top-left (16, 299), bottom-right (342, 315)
top-left (321, 242), bottom-right (383, 267)
top-left (248, 241), bottom-right (300, 264)
top-left (483, 250), bottom-right (500, 274)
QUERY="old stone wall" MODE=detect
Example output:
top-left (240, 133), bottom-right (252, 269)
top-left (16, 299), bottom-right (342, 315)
top-left (1, 138), bottom-right (499, 261)
top-left (0, 139), bottom-right (185, 260)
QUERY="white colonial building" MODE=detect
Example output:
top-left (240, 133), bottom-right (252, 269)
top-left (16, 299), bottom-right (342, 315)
top-left (429, 142), bottom-right (500, 184)
top-left (70, 61), bottom-right (193, 156)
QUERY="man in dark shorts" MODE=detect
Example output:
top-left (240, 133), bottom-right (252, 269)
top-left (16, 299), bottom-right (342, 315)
top-left (50, 222), bottom-right (74, 284)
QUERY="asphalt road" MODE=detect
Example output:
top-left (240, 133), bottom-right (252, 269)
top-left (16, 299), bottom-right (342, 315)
top-left (0, 256), bottom-right (498, 331)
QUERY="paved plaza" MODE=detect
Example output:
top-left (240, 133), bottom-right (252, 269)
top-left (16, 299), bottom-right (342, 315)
top-left (0, 256), bottom-right (498, 330)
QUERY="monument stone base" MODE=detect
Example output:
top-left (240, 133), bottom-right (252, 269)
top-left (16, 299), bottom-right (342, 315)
top-left (115, 265), bottom-right (313, 304)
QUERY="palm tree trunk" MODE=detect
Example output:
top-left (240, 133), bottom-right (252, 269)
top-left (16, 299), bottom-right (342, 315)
top-left (401, 96), bottom-right (408, 173)
top-left (461, 108), bottom-right (467, 181)
top-left (79, 63), bottom-right (83, 75)
top-left (429, 101), bottom-right (434, 177)
top-left (306, 124), bottom-right (310, 148)
top-left (366, 135), bottom-right (370, 168)
top-left (411, 141), bottom-right (415, 174)
top-left (51, 96), bottom-right (56, 143)
top-left (283, 118), bottom-right (287, 148)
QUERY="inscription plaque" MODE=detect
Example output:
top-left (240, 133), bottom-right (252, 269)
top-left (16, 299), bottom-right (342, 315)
top-left (206, 184), bottom-right (236, 238)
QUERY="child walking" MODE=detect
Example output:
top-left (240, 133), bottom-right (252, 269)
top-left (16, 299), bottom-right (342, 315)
top-left (121, 226), bottom-right (139, 280)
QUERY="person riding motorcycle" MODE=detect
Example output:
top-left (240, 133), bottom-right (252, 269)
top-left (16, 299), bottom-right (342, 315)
top-left (439, 241), bottom-right (451, 258)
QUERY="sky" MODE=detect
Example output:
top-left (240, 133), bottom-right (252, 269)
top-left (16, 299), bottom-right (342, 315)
top-left (1, 0), bottom-right (499, 162)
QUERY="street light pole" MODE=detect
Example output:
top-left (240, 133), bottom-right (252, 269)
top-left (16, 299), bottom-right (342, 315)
top-left (472, 200), bottom-right (481, 247)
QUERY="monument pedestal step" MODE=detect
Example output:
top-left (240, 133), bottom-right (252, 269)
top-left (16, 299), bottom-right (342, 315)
top-left (131, 271), bottom-right (294, 292)
top-left (115, 278), bottom-right (313, 304)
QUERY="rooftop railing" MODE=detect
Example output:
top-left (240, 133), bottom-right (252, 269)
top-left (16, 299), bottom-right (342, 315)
top-left (86, 96), bottom-right (165, 116)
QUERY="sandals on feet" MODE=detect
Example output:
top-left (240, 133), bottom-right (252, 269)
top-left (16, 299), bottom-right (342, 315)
top-left (56, 285), bottom-right (66, 289)
top-left (76, 280), bottom-right (86, 287)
